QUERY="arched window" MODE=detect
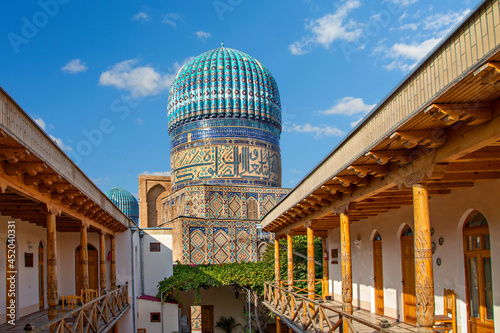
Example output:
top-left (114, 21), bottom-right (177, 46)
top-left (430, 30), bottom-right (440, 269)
top-left (247, 197), bottom-right (258, 220)
top-left (463, 211), bottom-right (494, 332)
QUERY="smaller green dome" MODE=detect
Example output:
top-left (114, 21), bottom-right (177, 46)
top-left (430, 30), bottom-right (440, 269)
top-left (106, 186), bottom-right (139, 223)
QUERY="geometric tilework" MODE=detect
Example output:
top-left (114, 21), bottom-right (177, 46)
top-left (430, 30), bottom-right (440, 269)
top-left (236, 228), bottom-right (251, 262)
top-left (179, 218), bottom-right (259, 264)
top-left (213, 227), bottom-right (230, 264)
top-left (191, 306), bottom-right (202, 333)
top-left (190, 227), bottom-right (206, 265)
top-left (228, 193), bottom-right (242, 218)
top-left (210, 191), bottom-right (224, 218)
top-left (161, 185), bottom-right (290, 224)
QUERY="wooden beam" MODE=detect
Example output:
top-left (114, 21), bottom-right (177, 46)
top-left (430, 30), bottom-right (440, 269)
top-left (347, 164), bottom-right (389, 177)
top-left (365, 150), bottom-right (411, 165)
top-left (390, 131), bottom-right (446, 149)
top-left (424, 103), bottom-right (492, 126)
top-left (333, 175), bottom-right (370, 187)
top-left (0, 148), bottom-right (30, 164)
top-left (340, 212), bottom-right (353, 328)
top-left (307, 226), bottom-right (315, 300)
top-left (5, 162), bottom-right (46, 176)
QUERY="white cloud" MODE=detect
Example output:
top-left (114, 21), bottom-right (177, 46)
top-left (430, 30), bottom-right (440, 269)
top-left (350, 117), bottom-right (363, 127)
top-left (289, 0), bottom-right (362, 55)
top-left (33, 116), bottom-right (73, 151)
top-left (141, 171), bottom-right (171, 176)
top-left (385, 0), bottom-right (418, 6)
top-left (137, 118), bottom-right (144, 125)
top-left (61, 59), bottom-right (88, 74)
top-left (162, 13), bottom-right (181, 28)
top-left (132, 12), bottom-right (150, 23)
top-left (422, 10), bottom-right (470, 33)
top-left (99, 59), bottom-right (188, 98)
top-left (34, 116), bottom-right (47, 131)
top-left (93, 175), bottom-right (110, 185)
top-left (284, 123), bottom-right (344, 139)
top-left (194, 31), bottom-right (211, 42)
top-left (318, 97), bottom-right (375, 116)
top-left (398, 23), bottom-right (418, 31)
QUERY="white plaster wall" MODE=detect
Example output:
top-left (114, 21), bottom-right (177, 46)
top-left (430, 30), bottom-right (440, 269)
top-left (179, 286), bottom-right (248, 333)
top-left (115, 229), bottom-right (139, 333)
top-left (0, 216), bottom-right (47, 324)
top-left (137, 299), bottom-right (179, 333)
top-left (326, 180), bottom-right (500, 332)
top-left (143, 231), bottom-right (173, 296)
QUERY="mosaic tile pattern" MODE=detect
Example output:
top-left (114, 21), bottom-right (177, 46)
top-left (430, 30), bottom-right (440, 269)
top-left (161, 185), bottom-right (289, 223)
top-left (171, 144), bottom-right (281, 191)
top-left (167, 47), bottom-right (281, 134)
top-left (213, 227), bottom-right (230, 264)
top-left (191, 306), bottom-right (202, 333)
top-left (236, 228), bottom-right (251, 262)
top-left (180, 218), bottom-right (258, 264)
top-left (190, 227), bottom-right (207, 265)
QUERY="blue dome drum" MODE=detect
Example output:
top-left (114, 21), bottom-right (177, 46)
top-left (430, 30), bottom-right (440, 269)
top-left (168, 46), bottom-right (282, 192)
top-left (106, 186), bottom-right (139, 223)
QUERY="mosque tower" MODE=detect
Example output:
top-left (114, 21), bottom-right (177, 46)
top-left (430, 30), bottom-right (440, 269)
top-left (167, 44), bottom-right (282, 192)
top-left (147, 45), bottom-right (288, 264)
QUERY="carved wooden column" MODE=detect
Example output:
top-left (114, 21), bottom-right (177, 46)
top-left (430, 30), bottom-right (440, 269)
top-left (307, 226), bottom-right (315, 300)
top-left (287, 234), bottom-right (293, 291)
top-left (79, 224), bottom-right (89, 293)
top-left (340, 213), bottom-right (352, 313)
top-left (47, 213), bottom-right (58, 308)
top-left (413, 184), bottom-right (435, 332)
top-left (99, 231), bottom-right (106, 294)
top-left (274, 239), bottom-right (280, 285)
top-left (110, 235), bottom-right (116, 290)
top-left (322, 237), bottom-right (329, 298)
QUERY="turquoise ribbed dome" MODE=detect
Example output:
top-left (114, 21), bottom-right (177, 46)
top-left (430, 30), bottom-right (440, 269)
top-left (106, 186), bottom-right (139, 223)
top-left (167, 46), bottom-right (281, 135)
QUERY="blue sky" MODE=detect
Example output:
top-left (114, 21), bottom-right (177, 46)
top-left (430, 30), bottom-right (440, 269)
top-left (0, 0), bottom-right (480, 197)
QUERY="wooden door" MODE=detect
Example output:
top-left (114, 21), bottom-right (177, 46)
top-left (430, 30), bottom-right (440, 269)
top-left (401, 227), bottom-right (416, 325)
top-left (201, 305), bottom-right (214, 333)
top-left (373, 234), bottom-right (384, 315)
top-left (38, 242), bottom-right (44, 310)
top-left (463, 212), bottom-right (495, 333)
top-left (75, 245), bottom-right (99, 294)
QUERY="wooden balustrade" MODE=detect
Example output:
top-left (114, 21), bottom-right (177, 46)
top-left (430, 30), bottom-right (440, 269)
top-left (24, 284), bottom-right (130, 333)
top-left (263, 281), bottom-right (390, 333)
top-left (280, 279), bottom-right (327, 300)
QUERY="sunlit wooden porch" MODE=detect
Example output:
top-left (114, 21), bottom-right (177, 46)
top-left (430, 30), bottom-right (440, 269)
top-left (0, 285), bottom-right (129, 332)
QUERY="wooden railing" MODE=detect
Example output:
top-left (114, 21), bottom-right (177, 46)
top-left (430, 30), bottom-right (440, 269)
top-left (263, 282), bottom-right (391, 333)
top-left (280, 279), bottom-right (327, 300)
top-left (25, 284), bottom-right (130, 332)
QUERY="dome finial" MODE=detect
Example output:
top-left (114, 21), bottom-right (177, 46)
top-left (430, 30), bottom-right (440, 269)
top-left (221, 40), bottom-right (224, 47)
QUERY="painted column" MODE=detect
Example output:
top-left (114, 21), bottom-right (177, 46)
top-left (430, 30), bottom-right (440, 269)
top-left (413, 184), bottom-right (435, 332)
top-left (191, 306), bottom-right (202, 333)
top-left (307, 226), bottom-right (315, 300)
top-left (274, 239), bottom-right (280, 285)
top-left (340, 213), bottom-right (352, 313)
top-left (322, 237), bottom-right (329, 298)
top-left (46, 213), bottom-right (58, 307)
top-left (287, 234), bottom-right (293, 291)
top-left (80, 224), bottom-right (89, 293)
top-left (99, 231), bottom-right (106, 294)
top-left (110, 235), bottom-right (116, 290)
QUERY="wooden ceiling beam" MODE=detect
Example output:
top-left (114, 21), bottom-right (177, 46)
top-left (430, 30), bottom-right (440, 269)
top-left (365, 150), bottom-right (411, 165)
top-left (424, 103), bottom-right (492, 126)
top-left (390, 130), bottom-right (447, 149)
top-left (0, 148), bottom-right (30, 164)
top-left (347, 164), bottom-right (389, 178)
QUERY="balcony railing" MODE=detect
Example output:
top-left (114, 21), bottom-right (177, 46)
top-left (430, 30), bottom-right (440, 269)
top-left (263, 281), bottom-right (391, 333)
top-left (25, 284), bottom-right (130, 333)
